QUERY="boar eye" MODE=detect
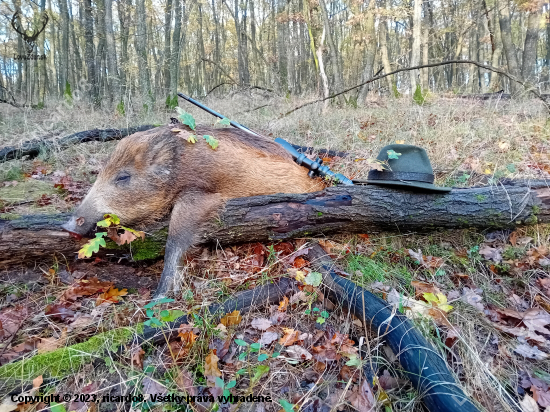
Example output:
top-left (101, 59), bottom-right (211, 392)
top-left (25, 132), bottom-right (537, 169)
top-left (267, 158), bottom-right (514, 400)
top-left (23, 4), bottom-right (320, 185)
top-left (115, 173), bottom-right (131, 184)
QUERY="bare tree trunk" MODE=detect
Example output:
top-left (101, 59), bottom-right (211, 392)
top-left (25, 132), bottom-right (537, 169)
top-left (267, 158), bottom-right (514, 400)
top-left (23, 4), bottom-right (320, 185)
top-left (95, 0), bottom-right (107, 102)
top-left (250, 0), bottom-right (259, 84)
top-left (14, 0), bottom-right (23, 97)
top-left (105, 0), bottom-right (119, 101)
top-left (69, 0), bottom-right (82, 87)
top-left (316, 28), bottom-right (330, 109)
top-left (276, 0), bottom-right (288, 92)
top-left (547, 12), bottom-right (550, 88)
top-left (211, 0), bottom-right (221, 86)
top-left (84, 0), bottom-right (99, 105)
top-left (421, 3), bottom-right (429, 90)
top-left (117, 0), bottom-right (131, 90)
top-left (498, 0), bottom-right (521, 92)
top-left (357, 0), bottom-right (377, 103)
top-left (136, 0), bottom-right (153, 108)
top-left (488, 3), bottom-right (503, 90)
top-left (162, 0), bottom-right (173, 97)
top-left (379, 6), bottom-right (393, 93)
top-left (170, 0), bottom-right (182, 100)
top-left (59, 0), bottom-right (70, 96)
top-left (521, 8), bottom-right (541, 83)
top-left (39, 0), bottom-right (48, 103)
top-left (318, 0), bottom-right (345, 104)
top-left (410, 0), bottom-right (422, 92)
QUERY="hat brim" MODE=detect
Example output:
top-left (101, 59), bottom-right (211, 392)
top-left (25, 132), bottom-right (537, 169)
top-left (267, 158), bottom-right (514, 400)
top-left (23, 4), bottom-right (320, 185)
top-left (354, 179), bottom-right (452, 192)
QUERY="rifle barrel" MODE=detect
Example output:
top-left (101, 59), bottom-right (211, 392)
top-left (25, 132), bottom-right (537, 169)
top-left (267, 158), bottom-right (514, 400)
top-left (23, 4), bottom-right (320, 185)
top-left (176, 92), bottom-right (260, 137)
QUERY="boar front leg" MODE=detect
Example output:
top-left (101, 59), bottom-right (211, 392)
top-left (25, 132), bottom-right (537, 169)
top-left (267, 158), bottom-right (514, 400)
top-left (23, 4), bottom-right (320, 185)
top-left (154, 191), bottom-right (223, 299)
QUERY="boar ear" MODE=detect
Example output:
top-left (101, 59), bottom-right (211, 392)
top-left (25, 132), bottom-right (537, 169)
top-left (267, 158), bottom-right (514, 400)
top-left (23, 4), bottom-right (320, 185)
top-left (146, 135), bottom-right (179, 169)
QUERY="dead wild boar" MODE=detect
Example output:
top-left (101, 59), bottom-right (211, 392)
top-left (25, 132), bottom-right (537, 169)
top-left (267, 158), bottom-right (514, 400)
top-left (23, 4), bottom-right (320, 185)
top-left (62, 123), bottom-right (324, 298)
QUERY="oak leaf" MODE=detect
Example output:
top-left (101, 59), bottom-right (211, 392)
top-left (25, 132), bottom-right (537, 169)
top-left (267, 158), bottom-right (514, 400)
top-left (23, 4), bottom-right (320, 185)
top-left (96, 287), bottom-right (128, 306)
top-left (204, 350), bottom-right (222, 379)
top-left (279, 328), bottom-right (301, 346)
top-left (220, 310), bottom-right (242, 327)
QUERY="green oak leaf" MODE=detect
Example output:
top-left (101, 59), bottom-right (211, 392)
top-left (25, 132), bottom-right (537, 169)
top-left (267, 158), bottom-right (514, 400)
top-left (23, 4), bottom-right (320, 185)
top-left (177, 110), bottom-right (196, 130)
top-left (203, 134), bottom-right (219, 149)
top-left (78, 232), bottom-right (107, 258)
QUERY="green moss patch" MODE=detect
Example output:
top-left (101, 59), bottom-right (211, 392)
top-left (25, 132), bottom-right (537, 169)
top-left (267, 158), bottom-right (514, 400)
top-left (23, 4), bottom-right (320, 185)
top-left (0, 327), bottom-right (136, 381)
top-left (104, 228), bottom-right (168, 261)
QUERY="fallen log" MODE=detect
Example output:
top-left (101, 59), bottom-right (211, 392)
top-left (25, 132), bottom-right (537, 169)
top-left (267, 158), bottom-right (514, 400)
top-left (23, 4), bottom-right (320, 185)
top-left (307, 244), bottom-right (483, 412)
top-left (0, 125), bottom-right (156, 162)
top-left (1, 180), bottom-right (550, 267)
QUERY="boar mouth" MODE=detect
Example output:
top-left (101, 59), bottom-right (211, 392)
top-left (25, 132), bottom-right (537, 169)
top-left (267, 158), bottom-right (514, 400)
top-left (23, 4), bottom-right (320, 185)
top-left (61, 216), bottom-right (93, 240)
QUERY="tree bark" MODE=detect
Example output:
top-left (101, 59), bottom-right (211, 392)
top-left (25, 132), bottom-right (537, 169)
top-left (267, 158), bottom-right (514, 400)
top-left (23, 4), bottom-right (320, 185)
top-left (2, 181), bottom-right (550, 267)
top-left (410, 0), bottom-right (422, 92)
top-left (117, 0), bottom-right (132, 89)
top-left (522, 9), bottom-right (541, 83)
top-left (169, 0), bottom-right (182, 100)
top-left (357, 0), bottom-right (377, 103)
top-left (83, 0), bottom-right (99, 105)
top-left (318, 0), bottom-right (345, 104)
top-left (498, 0), bottom-right (521, 92)
top-left (136, 0), bottom-right (153, 108)
top-left (59, 0), bottom-right (70, 96)
top-left (163, 0), bottom-right (173, 95)
top-left (104, 0), bottom-right (119, 99)
top-left (488, 3), bottom-right (503, 91)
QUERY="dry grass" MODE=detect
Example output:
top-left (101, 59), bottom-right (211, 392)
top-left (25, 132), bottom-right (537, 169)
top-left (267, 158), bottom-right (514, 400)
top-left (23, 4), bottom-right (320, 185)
top-left (1, 94), bottom-right (550, 411)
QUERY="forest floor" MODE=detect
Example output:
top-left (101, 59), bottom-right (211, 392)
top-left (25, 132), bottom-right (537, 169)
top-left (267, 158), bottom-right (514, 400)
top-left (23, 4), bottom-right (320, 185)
top-left (1, 93), bottom-right (550, 412)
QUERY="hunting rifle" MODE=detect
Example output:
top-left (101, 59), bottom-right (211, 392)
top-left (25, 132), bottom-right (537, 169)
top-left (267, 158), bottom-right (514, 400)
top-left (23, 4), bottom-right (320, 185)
top-left (177, 92), bottom-right (354, 185)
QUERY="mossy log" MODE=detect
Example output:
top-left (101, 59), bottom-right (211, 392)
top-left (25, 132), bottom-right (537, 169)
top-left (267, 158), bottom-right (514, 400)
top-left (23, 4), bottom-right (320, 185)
top-left (1, 180), bottom-right (550, 268)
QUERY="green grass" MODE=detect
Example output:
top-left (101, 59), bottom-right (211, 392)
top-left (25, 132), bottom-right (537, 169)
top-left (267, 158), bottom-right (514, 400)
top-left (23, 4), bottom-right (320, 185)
top-left (346, 253), bottom-right (413, 287)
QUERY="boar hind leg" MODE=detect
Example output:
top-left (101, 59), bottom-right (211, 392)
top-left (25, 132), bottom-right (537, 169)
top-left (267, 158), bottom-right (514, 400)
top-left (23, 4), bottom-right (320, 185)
top-left (154, 191), bottom-right (223, 299)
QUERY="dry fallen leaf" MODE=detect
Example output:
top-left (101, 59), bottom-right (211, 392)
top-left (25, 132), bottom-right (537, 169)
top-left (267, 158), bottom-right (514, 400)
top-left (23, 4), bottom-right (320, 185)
top-left (279, 328), bottom-right (301, 346)
top-left (251, 318), bottom-right (272, 331)
top-left (130, 345), bottom-right (145, 369)
top-left (278, 296), bottom-right (289, 312)
top-left (479, 245), bottom-right (503, 263)
top-left (176, 368), bottom-right (197, 396)
top-left (347, 380), bottom-right (375, 412)
top-left (520, 394), bottom-right (540, 412)
top-left (411, 281), bottom-right (441, 299)
top-left (0, 305), bottom-right (29, 340)
top-left (95, 286), bottom-right (128, 306)
top-left (62, 278), bottom-right (114, 301)
top-left (204, 350), bottom-right (222, 379)
top-left (514, 341), bottom-right (549, 361)
top-left (219, 310), bottom-right (242, 327)
top-left (259, 331), bottom-right (279, 345)
top-left (285, 345), bottom-right (313, 361)
top-left (37, 329), bottom-right (67, 354)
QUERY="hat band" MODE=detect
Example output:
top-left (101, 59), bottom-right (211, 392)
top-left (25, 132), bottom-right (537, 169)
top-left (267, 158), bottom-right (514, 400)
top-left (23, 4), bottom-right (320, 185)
top-left (368, 170), bottom-right (434, 183)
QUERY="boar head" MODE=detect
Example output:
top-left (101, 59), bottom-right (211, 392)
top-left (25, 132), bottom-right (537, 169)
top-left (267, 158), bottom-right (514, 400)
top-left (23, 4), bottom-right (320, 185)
top-left (62, 130), bottom-right (184, 236)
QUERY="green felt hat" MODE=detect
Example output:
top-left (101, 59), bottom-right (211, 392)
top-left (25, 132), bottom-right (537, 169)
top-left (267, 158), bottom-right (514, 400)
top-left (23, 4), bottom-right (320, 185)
top-left (360, 144), bottom-right (451, 192)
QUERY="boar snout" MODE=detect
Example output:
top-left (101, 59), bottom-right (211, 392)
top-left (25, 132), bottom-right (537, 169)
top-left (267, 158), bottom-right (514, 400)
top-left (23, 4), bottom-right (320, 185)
top-left (61, 216), bottom-right (86, 239)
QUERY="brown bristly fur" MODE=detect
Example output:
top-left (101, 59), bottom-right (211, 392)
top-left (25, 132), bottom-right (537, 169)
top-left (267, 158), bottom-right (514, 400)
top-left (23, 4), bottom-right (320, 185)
top-left (63, 123), bottom-right (325, 297)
